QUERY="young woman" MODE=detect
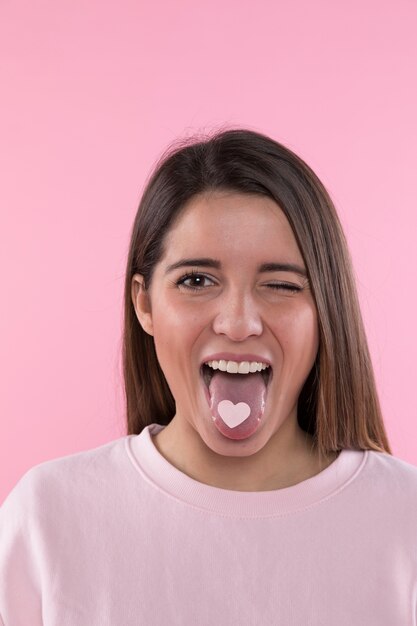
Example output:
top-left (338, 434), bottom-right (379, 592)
top-left (1, 128), bottom-right (416, 625)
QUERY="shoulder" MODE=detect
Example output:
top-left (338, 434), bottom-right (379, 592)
top-left (0, 436), bottom-right (131, 521)
top-left (366, 449), bottom-right (417, 477)
top-left (362, 449), bottom-right (417, 500)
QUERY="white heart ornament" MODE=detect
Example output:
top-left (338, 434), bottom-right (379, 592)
top-left (217, 400), bottom-right (251, 428)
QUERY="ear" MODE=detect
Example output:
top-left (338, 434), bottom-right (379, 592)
top-left (131, 274), bottom-right (154, 336)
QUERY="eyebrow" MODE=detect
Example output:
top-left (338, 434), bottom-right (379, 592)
top-left (165, 258), bottom-right (308, 278)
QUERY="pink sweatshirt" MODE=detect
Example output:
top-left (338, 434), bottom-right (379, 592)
top-left (1, 422), bottom-right (417, 625)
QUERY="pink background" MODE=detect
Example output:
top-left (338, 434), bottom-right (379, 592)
top-left (1, 0), bottom-right (416, 502)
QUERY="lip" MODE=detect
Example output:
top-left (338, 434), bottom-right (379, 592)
top-left (200, 353), bottom-right (273, 368)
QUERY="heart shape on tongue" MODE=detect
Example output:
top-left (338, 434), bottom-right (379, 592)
top-left (208, 369), bottom-right (267, 433)
top-left (217, 400), bottom-right (251, 428)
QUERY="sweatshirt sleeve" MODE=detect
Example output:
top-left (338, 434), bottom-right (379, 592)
top-left (0, 469), bottom-right (43, 625)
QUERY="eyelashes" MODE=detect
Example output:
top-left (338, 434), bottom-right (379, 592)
top-left (175, 271), bottom-right (213, 291)
top-left (175, 271), bottom-right (302, 294)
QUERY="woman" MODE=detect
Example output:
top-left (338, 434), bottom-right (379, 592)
top-left (1, 128), bottom-right (416, 625)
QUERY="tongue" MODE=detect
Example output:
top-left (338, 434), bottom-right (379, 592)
top-left (208, 370), bottom-right (267, 432)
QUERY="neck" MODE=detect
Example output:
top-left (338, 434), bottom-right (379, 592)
top-left (151, 413), bottom-right (337, 492)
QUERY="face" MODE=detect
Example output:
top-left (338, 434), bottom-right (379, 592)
top-left (132, 191), bottom-right (319, 457)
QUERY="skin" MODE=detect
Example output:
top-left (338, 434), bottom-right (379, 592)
top-left (131, 190), bottom-right (339, 492)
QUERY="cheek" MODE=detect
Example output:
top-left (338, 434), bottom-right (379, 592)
top-left (150, 300), bottom-right (207, 398)
top-left (151, 299), bottom-right (207, 357)
top-left (155, 303), bottom-right (206, 332)
top-left (274, 305), bottom-right (319, 362)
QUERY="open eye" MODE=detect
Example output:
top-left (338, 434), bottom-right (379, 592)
top-left (176, 271), bottom-right (215, 291)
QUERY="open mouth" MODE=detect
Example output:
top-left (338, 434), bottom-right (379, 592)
top-left (199, 362), bottom-right (273, 439)
top-left (200, 363), bottom-right (272, 389)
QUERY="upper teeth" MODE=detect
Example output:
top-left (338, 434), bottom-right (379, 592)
top-left (204, 360), bottom-right (270, 374)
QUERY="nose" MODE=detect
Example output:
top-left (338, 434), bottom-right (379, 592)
top-left (211, 288), bottom-right (263, 341)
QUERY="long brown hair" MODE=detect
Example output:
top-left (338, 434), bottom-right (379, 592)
top-left (122, 126), bottom-right (392, 457)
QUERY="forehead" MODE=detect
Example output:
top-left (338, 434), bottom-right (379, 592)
top-left (162, 191), bottom-right (303, 263)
